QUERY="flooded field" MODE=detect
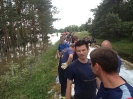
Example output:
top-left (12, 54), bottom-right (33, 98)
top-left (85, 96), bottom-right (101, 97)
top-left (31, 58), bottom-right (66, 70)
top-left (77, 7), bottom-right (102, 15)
top-left (0, 33), bottom-right (61, 75)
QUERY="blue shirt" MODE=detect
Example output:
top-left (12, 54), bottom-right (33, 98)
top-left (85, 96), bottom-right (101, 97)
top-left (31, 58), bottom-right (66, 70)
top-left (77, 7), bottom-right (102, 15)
top-left (95, 82), bottom-right (133, 99)
top-left (58, 43), bottom-right (69, 52)
top-left (65, 59), bottom-right (96, 95)
top-left (60, 48), bottom-right (73, 63)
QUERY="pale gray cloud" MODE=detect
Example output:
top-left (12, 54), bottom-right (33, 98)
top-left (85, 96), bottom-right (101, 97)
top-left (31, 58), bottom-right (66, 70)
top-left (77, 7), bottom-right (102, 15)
top-left (52, 0), bottom-right (102, 29)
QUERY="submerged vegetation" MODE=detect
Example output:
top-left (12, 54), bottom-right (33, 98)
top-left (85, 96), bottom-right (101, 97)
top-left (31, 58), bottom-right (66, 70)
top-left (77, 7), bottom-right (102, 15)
top-left (0, 43), bottom-right (59, 98)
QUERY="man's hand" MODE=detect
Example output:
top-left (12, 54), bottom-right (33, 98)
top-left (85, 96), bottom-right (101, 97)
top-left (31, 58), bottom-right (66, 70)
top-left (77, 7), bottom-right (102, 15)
top-left (61, 62), bottom-right (68, 70)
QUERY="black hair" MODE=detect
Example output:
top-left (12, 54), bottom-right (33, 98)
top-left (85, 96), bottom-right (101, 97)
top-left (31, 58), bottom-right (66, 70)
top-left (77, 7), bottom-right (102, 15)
top-left (75, 40), bottom-right (88, 49)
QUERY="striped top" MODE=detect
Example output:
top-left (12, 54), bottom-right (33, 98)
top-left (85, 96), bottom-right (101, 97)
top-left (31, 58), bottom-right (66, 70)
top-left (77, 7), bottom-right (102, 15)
top-left (95, 82), bottom-right (133, 99)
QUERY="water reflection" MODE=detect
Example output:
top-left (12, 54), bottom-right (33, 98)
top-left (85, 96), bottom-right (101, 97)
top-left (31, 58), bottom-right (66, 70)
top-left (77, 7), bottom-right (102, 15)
top-left (48, 33), bottom-right (61, 45)
top-left (119, 63), bottom-right (133, 86)
top-left (0, 33), bottom-right (61, 75)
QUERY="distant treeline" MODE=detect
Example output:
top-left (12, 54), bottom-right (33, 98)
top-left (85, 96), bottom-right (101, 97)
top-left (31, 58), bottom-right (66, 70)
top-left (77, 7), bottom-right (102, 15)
top-left (0, 0), bottom-right (58, 50)
top-left (57, 0), bottom-right (133, 41)
top-left (55, 24), bottom-right (86, 33)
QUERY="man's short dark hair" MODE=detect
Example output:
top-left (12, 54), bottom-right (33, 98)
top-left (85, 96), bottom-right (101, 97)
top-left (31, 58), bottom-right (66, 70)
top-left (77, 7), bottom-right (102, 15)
top-left (75, 40), bottom-right (88, 49)
top-left (90, 47), bottom-right (118, 73)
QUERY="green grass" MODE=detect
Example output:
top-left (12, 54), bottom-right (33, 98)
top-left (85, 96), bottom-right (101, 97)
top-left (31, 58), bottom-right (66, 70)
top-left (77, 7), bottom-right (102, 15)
top-left (95, 38), bottom-right (133, 55)
top-left (95, 37), bottom-right (133, 61)
top-left (74, 31), bottom-right (90, 39)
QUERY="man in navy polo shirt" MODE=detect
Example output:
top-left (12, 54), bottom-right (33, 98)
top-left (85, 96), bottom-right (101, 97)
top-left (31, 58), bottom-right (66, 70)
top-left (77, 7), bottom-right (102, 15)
top-left (58, 43), bottom-right (75, 98)
top-left (90, 47), bottom-right (133, 99)
top-left (65, 40), bottom-right (99, 99)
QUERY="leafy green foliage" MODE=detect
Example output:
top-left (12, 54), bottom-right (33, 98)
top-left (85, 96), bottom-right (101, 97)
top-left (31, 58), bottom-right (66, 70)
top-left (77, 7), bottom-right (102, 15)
top-left (86, 0), bottom-right (133, 41)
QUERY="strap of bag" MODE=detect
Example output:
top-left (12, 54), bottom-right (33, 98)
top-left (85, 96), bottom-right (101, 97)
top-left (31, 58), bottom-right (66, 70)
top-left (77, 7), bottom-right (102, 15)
top-left (75, 60), bottom-right (96, 81)
top-left (76, 65), bottom-right (86, 80)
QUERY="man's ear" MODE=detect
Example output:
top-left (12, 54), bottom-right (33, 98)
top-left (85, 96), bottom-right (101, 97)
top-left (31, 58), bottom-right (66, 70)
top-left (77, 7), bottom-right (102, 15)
top-left (95, 63), bottom-right (100, 72)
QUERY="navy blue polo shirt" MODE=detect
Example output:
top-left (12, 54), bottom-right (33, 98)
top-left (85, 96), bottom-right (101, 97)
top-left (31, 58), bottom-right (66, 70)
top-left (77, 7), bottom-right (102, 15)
top-left (65, 59), bottom-right (96, 95)
top-left (95, 81), bottom-right (133, 99)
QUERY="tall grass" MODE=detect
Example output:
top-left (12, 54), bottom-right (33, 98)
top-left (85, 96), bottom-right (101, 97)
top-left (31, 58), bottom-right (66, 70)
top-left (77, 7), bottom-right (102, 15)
top-left (95, 37), bottom-right (133, 59)
top-left (74, 31), bottom-right (90, 39)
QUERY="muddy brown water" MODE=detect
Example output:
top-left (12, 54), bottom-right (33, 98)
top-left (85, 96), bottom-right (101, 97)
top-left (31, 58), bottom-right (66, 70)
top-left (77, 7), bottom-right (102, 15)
top-left (0, 33), bottom-right (61, 75)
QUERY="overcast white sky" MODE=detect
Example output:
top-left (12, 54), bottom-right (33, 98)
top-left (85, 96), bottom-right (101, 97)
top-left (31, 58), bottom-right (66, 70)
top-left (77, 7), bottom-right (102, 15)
top-left (52, 0), bottom-right (102, 29)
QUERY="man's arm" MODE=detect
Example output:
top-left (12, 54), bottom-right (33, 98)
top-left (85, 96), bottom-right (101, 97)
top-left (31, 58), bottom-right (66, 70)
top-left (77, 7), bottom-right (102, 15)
top-left (66, 54), bottom-right (73, 65)
top-left (66, 79), bottom-right (73, 99)
top-left (56, 50), bottom-right (60, 58)
top-left (61, 54), bottom-right (73, 69)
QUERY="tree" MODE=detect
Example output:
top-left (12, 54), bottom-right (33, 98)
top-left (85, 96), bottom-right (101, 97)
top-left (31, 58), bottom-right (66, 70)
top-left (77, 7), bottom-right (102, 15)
top-left (87, 0), bottom-right (133, 41)
top-left (0, 0), bottom-right (58, 51)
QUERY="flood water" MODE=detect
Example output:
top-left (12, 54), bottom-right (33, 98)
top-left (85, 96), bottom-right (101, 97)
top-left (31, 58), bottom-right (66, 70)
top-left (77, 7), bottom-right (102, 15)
top-left (0, 33), bottom-right (61, 75)
top-left (119, 63), bottom-right (133, 86)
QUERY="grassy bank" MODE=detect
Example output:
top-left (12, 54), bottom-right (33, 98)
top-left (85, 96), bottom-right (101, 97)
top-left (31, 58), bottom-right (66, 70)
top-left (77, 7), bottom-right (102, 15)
top-left (74, 31), bottom-right (90, 39)
top-left (94, 37), bottom-right (133, 63)
top-left (0, 43), bottom-right (59, 98)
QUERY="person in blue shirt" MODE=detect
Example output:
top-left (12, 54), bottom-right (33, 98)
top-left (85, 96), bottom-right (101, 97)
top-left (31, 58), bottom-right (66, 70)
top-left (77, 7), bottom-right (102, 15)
top-left (90, 47), bottom-right (133, 99)
top-left (101, 40), bottom-right (121, 73)
top-left (65, 40), bottom-right (100, 99)
top-left (56, 39), bottom-right (69, 58)
top-left (58, 43), bottom-right (75, 98)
